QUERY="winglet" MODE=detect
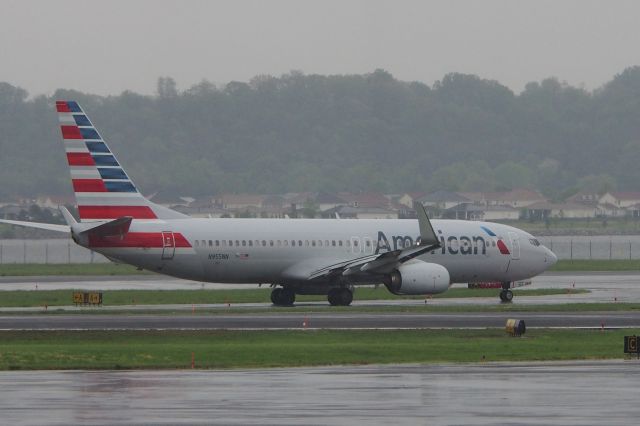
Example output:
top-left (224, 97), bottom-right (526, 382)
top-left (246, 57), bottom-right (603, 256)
top-left (59, 206), bottom-right (78, 226)
top-left (415, 202), bottom-right (439, 247)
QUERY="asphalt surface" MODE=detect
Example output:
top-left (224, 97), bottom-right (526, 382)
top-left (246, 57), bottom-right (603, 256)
top-left (1, 361), bottom-right (638, 425)
top-left (1, 311), bottom-right (639, 330)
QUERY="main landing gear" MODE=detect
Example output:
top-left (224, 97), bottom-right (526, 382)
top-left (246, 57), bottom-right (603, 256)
top-left (327, 287), bottom-right (353, 306)
top-left (499, 282), bottom-right (513, 303)
top-left (270, 287), bottom-right (295, 306)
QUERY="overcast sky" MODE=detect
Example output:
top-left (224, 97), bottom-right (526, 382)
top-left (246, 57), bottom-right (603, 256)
top-left (1, 0), bottom-right (639, 96)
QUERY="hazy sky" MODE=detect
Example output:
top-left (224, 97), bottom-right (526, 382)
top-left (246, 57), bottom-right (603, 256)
top-left (1, 0), bottom-right (639, 96)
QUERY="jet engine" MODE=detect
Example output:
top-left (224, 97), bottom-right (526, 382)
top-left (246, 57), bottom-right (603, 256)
top-left (384, 260), bottom-right (450, 295)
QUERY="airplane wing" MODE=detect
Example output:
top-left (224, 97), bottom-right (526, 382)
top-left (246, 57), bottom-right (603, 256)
top-left (307, 203), bottom-right (441, 280)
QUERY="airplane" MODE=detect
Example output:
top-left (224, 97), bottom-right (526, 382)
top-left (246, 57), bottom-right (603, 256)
top-left (0, 100), bottom-right (558, 306)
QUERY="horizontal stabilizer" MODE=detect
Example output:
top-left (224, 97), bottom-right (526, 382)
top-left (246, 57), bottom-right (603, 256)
top-left (80, 216), bottom-right (132, 238)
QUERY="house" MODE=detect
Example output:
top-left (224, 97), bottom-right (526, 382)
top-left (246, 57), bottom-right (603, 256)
top-left (484, 189), bottom-right (546, 209)
top-left (566, 190), bottom-right (602, 205)
top-left (395, 192), bottom-right (427, 209)
top-left (148, 190), bottom-right (190, 208)
top-left (323, 205), bottom-right (398, 219)
top-left (525, 202), bottom-right (597, 220)
top-left (599, 192), bottom-right (640, 209)
top-left (482, 205), bottom-right (521, 221)
top-left (443, 203), bottom-right (520, 221)
top-left (338, 193), bottom-right (391, 209)
top-left (215, 194), bottom-right (266, 211)
top-left (417, 191), bottom-right (471, 211)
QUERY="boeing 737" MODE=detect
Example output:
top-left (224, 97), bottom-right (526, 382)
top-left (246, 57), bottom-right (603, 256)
top-left (0, 101), bottom-right (558, 306)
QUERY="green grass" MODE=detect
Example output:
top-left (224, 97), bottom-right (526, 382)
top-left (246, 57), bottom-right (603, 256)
top-left (551, 259), bottom-right (640, 271)
top-left (0, 287), bottom-right (584, 308)
top-left (0, 263), bottom-right (150, 276)
top-left (0, 329), bottom-right (635, 370)
top-left (0, 259), bottom-right (637, 277)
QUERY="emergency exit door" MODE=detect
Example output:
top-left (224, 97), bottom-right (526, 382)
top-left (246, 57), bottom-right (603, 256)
top-left (161, 231), bottom-right (175, 260)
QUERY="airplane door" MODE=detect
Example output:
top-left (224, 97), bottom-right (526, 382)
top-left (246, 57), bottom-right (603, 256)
top-left (508, 232), bottom-right (520, 260)
top-left (161, 231), bottom-right (176, 260)
top-left (351, 237), bottom-right (361, 254)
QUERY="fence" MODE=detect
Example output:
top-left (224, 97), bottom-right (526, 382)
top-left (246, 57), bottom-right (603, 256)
top-left (0, 239), bottom-right (109, 264)
top-left (2, 236), bottom-right (640, 264)
top-left (537, 236), bottom-right (640, 260)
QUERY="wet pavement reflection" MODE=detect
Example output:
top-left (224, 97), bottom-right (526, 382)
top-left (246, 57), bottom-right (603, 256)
top-left (0, 361), bottom-right (638, 425)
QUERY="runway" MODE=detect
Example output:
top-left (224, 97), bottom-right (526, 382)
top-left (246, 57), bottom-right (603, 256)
top-left (1, 311), bottom-right (639, 330)
top-left (0, 361), bottom-right (638, 425)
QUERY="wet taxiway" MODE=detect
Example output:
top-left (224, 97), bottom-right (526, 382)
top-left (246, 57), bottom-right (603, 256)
top-left (0, 361), bottom-right (638, 425)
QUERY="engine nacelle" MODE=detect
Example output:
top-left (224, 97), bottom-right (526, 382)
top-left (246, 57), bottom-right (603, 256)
top-left (384, 261), bottom-right (450, 295)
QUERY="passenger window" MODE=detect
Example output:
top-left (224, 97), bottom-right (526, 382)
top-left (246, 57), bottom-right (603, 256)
top-left (366, 240), bottom-right (371, 247)
top-left (228, 240), bottom-right (233, 246)
top-left (291, 240), bottom-right (296, 246)
top-left (262, 240), bottom-right (267, 247)
top-left (299, 240), bottom-right (303, 246)
top-left (248, 240), bottom-right (253, 247)
top-left (222, 240), bottom-right (227, 247)
top-left (284, 240), bottom-right (289, 247)
top-left (235, 240), bottom-right (239, 247)
top-left (339, 240), bottom-right (343, 247)
top-left (326, 240), bottom-right (330, 246)
top-left (208, 240), bottom-right (212, 247)
top-left (215, 240), bottom-right (220, 246)
top-left (242, 240), bottom-right (246, 246)
top-left (332, 240), bottom-right (336, 247)
top-left (269, 240), bottom-right (274, 247)
top-left (312, 240), bottom-right (316, 247)
top-left (195, 240), bottom-right (200, 247)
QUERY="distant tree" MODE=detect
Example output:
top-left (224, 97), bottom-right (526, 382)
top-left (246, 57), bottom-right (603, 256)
top-left (157, 77), bottom-right (178, 98)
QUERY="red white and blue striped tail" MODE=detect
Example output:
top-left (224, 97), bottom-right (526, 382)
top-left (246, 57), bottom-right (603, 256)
top-left (56, 100), bottom-right (185, 222)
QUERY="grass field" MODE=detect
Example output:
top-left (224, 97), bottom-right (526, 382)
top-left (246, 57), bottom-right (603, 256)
top-left (0, 258), bottom-right (638, 277)
top-left (0, 329), bottom-right (635, 370)
top-left (0, 287), bottom-right (585, 308)
top-left (0, 263), bottom-right (149, 276)
top-left (550, 259), bottom-right (640, 271)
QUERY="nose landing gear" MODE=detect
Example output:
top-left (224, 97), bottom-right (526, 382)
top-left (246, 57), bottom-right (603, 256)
top-left (499, 282), bottom-right (513, 303)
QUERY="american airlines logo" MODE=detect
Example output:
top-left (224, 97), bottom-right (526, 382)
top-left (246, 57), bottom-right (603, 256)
top-left (376, 226), bottom-right (509, 256)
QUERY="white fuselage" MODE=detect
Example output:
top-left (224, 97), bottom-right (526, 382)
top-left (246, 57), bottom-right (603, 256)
top-left (88, 218), bottom-right (557, 286)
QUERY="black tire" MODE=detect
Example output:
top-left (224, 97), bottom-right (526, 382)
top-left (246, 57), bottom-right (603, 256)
top-left (327, 288), bottom-right (339, 306)
top-left (339, 288), bottom-right (353, 306)
top-left (281, 288), bottom-right (296, 306)
top-left (503, 289), bottom-right (514, 302)
top-left (270, 288), bottom-right (283, 305)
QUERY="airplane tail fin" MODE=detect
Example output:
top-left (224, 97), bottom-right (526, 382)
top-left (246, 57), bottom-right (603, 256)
top-left (56, 101), bottom-right (185, 222)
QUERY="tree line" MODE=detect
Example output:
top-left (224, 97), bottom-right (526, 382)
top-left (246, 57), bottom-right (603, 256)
top-left (1, 67), bottom-right (639, 200)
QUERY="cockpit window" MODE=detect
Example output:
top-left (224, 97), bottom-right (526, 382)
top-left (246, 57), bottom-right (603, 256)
top-left (529, 238), bottom-right (541, 246)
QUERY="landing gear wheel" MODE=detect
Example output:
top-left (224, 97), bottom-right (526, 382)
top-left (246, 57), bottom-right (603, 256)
top-left (270, 288), bottom-right (282, 305)
top-left (499, 289), bottom-right (513, 303)
top-left (271, 287), bottom-right (296, 306)
top-left (328, 288), bottom-right (353, 306)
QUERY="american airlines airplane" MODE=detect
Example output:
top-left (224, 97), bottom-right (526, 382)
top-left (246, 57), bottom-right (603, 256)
top-left (0, 101), bottom-right (558, 306)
